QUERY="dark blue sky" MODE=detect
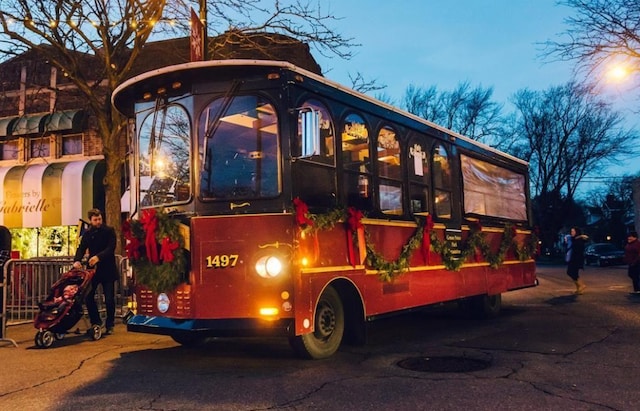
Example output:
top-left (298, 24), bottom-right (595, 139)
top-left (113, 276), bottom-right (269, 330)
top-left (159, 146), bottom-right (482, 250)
top-left (314, 0), bottom-right (639, 180)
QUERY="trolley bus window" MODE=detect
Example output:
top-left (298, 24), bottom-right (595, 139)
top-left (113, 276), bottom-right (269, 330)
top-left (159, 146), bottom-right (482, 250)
top-left (294, 99), bottom-right (335, 164)
top-left (199, 95), bottom-right (279, 200)
top-left (342, 113), bottom-right (372, 210)
top-left (461, 154), bottom-right (527, 220)
top-left (138, 104), bottom-right (191, 207)
top-left (433, 144), bottom-right (452, 218)
top-left (408, 138), bottom-right (430, 214)
top-left (293, 99), bottom-right (336, 209)
top-left (377, 125), bottom-right (402, 215)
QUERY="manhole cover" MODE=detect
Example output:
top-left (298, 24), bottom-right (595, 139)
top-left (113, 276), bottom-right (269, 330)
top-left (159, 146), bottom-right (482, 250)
top-left (397, 356), bottom-right (490, 373)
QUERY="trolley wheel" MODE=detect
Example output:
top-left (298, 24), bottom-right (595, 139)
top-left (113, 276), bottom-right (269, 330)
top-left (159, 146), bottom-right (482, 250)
top-left (41, 330), bottom-right (55, 348)
top-left (55, 333), bottom-right (65, 340)
top-left (90, 325), bottom-right (102, 341)
top-left (171, 333), bottom-right (206, 347)
top-left (34, 331), bottom-right (44, 348)
top-left (461, 293), bottom-right (502, 319)
top-left (289, 285), bottom-right (344, 359)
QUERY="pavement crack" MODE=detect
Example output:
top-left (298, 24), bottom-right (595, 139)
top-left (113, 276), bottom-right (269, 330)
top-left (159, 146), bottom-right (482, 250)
top-left (0, 348), bottom-right (112, 398)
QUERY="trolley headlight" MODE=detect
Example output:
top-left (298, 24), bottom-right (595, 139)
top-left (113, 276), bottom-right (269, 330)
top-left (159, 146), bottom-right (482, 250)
top-left (255, 255), bottom-right (283, 278)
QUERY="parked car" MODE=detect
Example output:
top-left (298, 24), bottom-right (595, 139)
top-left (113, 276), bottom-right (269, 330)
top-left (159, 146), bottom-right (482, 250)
top-left (584, 243), bottom-right (625, 266)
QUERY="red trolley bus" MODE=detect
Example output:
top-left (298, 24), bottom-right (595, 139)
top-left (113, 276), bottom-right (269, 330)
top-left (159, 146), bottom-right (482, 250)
top-left (112, 60), bottom-right (537, 359)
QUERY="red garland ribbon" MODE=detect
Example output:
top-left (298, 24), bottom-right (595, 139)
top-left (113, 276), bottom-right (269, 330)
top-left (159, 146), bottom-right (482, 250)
top-left (346, 207), bottom-right (364, 267)
top-left (159, 236), bottom-right (179, 263)
top-left (293, 197), bottom-right (314, 228)
top-left (422, 215), bottom-right (434, 264)
top-left (140, 208), bottom-right (160, 264)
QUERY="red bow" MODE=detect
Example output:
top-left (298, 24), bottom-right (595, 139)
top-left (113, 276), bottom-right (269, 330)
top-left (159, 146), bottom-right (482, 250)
top-left (293, 197), bottom-right (314, 228)
top-left (141, 209), bottom-right (160, 264)
top-left (346, 207), bottom-right (364, 266)
top-left (422, 215), bottom-right (434, 264)
top-left (160, 236), bottom-right (179, 263)
top-left (122, 219), bottom-right (141, 260)
top-left (125, 236), bottom-right (142, 260)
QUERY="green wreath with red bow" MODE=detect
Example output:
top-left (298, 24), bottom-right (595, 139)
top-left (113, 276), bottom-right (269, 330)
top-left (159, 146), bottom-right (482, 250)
top-left (123, 208), bottom-right (187, 293)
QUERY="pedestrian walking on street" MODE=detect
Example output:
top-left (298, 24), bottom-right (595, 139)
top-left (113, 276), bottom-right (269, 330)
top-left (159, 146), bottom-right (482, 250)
top-left (566, 226), bottom-right (588, 295)
top-left (73, 208), bottom-right (118, 335)
top-left (623, 231), bottom-right (640, 295)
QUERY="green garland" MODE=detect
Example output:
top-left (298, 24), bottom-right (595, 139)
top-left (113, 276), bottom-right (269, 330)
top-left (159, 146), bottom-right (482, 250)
top-left (124, 209), bottom-right (188, 293)
top-left (294, 202), bottom-right (538, 282)
top-left (364, 224), bottom-right (424, 281)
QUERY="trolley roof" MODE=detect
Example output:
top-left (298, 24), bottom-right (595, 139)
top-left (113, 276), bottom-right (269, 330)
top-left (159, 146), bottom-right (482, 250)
top-left (112, 59), bottom-right (527, 166)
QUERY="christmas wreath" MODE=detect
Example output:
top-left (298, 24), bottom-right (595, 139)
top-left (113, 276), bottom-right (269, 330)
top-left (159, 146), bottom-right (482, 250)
top-left (123, 208), bottom-right (188, 293)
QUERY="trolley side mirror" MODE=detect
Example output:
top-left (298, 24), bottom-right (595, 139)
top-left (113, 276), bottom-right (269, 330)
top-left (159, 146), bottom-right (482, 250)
top-left (298, 108), bottom-right (320, 158)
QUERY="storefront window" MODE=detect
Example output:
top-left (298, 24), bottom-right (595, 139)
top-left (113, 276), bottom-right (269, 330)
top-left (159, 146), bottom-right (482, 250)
top-left (62, 134), bottom-right (83, 155)
top-left (0, 140), bottom-right (19, 160)
top-left (30, 137), bottom-right (50, 159)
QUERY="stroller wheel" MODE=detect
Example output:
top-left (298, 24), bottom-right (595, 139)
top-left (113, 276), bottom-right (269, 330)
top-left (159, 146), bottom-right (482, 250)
top-left (90, 325), bottom-right (102, 341)
top-left (41, 330), bottom-right (55, 348)
top-left (34, 331), bottom-right (44, 348)
top-left (55, 333), bottom-right (65, 340)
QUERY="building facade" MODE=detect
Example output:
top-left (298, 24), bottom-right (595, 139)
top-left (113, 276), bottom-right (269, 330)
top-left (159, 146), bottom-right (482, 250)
top-left (0, 33), bottom-right (322, 258)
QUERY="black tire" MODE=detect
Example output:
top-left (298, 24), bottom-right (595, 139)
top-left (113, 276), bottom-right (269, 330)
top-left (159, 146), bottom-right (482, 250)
top-left (55, 333), bottom-right (65, 340)
top-left (170, 333), bottom-right (206, 347)
top-left (598, 259), bottom-right (605, 267)
top-left (41, 330), bottom-right (55, 348)
top-left (90, 325), bottom-right (102, 340)
top-left (289, 285), bottom-right (344, 359)
top-left (34, 331), bottom-right (44, 348)
top-left (462, 293), bottom-right (502, 319)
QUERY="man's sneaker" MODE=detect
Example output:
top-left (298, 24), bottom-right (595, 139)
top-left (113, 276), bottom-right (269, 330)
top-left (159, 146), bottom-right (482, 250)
top-left (105, 327), bottom-right (114, 335)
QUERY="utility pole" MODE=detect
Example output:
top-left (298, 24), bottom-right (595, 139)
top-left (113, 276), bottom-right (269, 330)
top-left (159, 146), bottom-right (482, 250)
top-left (200, 0), bottom-right (208, 60)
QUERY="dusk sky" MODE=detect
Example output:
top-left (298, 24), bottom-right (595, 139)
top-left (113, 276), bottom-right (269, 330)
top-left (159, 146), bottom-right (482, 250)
top-left (313, 0), bottom-right (639, 182)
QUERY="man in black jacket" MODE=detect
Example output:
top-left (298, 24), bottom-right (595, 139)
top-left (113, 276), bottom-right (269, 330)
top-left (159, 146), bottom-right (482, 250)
top-left (73, 208), bottom-right (118, 334)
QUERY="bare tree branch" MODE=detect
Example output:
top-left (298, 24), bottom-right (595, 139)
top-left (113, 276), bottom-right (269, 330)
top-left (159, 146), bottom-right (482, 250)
top-left (541, 0), bottom-right (640, 95)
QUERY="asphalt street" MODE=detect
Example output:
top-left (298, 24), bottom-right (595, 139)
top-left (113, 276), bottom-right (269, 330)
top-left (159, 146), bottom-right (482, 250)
top-left (1, 263), bottom-right (639, 411)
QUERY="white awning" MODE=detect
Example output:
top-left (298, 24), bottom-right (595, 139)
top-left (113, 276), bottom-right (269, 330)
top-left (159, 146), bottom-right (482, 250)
top-left (61, 160), bottom-right (99, 225)
top-left (0, 160), bottom-right (103, 228)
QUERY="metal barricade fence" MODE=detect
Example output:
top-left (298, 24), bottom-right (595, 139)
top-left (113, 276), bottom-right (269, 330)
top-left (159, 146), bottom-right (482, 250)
top-left (1, 250), bottom-right (17, 346)
top-left (3, 255), bottom-right (130, 327)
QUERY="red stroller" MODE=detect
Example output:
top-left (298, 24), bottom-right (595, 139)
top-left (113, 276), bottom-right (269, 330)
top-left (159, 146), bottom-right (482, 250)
top-left (33, 268), bottom-right (102, 348)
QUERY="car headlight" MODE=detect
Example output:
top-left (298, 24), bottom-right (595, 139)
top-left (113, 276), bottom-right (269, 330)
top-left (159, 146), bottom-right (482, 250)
top-left (255, 255), bottom-right (283, 278)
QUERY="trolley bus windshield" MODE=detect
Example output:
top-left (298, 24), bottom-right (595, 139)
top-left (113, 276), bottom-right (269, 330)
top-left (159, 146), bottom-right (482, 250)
top-left (139, 102), bottom-right (191, 207)
top-left (199, 95), bottom-right (279, 200)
